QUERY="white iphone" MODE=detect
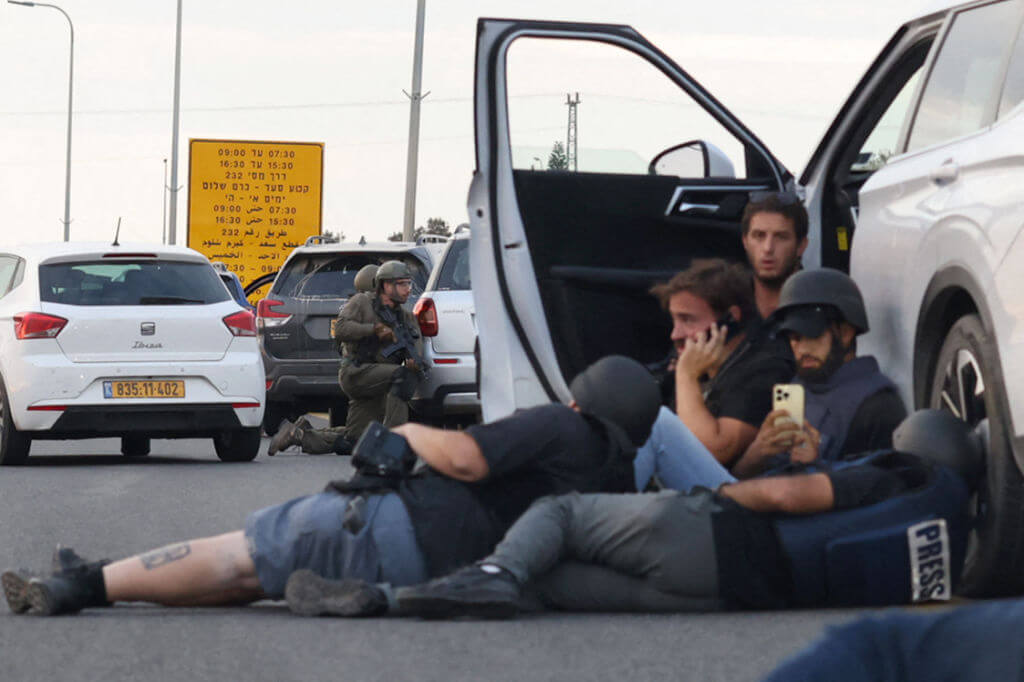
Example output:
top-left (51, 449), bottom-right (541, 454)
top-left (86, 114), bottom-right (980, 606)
top-left (772, 384), bottom-right (805, 428)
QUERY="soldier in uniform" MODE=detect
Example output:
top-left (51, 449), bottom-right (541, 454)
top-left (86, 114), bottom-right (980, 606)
top-left (269, 260), bottom-right (426, 456)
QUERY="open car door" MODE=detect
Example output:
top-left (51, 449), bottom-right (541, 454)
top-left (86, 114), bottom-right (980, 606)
top-left (469, 18), bottom-right (792, 421)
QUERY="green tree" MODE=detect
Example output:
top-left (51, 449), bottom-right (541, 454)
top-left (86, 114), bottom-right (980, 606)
top-left (548, 141), bottom-right (568, 171)
top-left (387, 217), bottom-right (452, 242)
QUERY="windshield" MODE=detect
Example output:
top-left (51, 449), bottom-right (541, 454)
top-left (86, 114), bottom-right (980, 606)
top-left (39, 260), bottom-right (231, 306)
top-left (272, 253), bottom-right (429, 300)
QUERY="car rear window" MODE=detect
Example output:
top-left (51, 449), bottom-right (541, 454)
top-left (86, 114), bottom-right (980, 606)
top-left (435, 239), bottom-right (470, 291)
top-left (39, 260), bottom-right (231, 306)
top-left (272, 253), bottom-right (429, 300)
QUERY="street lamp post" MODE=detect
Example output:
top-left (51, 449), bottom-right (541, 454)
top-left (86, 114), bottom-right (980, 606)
top-left (8, 0), bottom-right (74, 242)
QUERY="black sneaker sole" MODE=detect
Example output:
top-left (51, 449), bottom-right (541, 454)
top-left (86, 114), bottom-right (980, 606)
top-left (285, 569), bottom-right (387, 617)
top-left (2, 571), bottom-right (31, 614)
top-left (397, 590), bottom-right (520, 620)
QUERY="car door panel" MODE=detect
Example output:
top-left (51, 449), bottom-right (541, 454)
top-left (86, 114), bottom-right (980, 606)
top-left (472, 18), bottom-right (789, 420)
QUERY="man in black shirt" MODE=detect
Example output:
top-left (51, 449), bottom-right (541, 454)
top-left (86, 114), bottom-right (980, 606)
top-left (633, 259), bottom-right (794, 490)
top-left (2, 356), bottom-right (661, 617)
top-left (386, 410), bottom-right (979, 619)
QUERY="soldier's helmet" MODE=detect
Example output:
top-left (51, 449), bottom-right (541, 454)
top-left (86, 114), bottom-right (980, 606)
top-left (354, 264), bottom-right (378, 293)
top-left (374, 260), bottom-right (412, 289)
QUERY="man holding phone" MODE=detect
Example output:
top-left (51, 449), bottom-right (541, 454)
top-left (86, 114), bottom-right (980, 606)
top-left (731, 268), bottom-right (906, 476)
top-left (633, 259), bottom-right (795, 490)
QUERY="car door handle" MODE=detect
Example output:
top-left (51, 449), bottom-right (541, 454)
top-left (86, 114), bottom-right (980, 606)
top-left (929, 161), bottom-right (959, 186)
top-left (676, 202), bottom-right (719, 214)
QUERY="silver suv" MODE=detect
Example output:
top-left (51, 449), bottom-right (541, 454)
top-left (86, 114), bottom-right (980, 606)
top-left (411, 229), bottom-right (479, 422)
top-left (469, 3), bottom-right (1024, 595)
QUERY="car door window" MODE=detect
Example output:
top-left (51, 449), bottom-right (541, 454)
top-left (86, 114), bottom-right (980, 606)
top-left (907, 0), bottom-right (1022, 152)
top-left (998, 19), bottom-right (1024, 116)
top-left (853, 68), bottom-right (925, 172)
top-left (506, 37), bottom-right (750, 179)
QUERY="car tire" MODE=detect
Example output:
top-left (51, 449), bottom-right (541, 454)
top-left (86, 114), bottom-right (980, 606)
top-left (929, 314), bottom-right (1024, 596)
top-left (214, 427), bottom-right (261, 462)
top-left (0, 376), bottom-right (30, 466)
top-left (121, 436), bottom-right (151, 457)
top-left (262, 402), bottom-right (289, 436)
top-left (329, 400), bottom-right (348, 428)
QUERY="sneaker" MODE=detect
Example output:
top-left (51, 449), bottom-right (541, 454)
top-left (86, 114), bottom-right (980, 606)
top-left (2, 572), bottom-right (91, 616)
top-left (396, 563), bottom-right (522, 619)
top-left (4, 547), bottom-right (109, 614)
top-left (268, 417), bottom-right (309, 456)
top-left (285, 569), bottom-right (388, 617)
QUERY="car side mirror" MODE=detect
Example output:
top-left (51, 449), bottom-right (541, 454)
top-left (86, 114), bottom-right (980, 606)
top-left (648, 140), bottom-right (736, 179)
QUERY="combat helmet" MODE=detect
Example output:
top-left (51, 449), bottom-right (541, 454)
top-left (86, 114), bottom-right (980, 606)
top-left (772, 268), bottom-right (869, 338)
top-left (374, 260), bottom-right (412, 289)
top-left (570, 355), bottom-right (661, 447)
top-left (892, 409), bottom-right (985, 486)
top-left (353, 264), bottom-right (378, 293)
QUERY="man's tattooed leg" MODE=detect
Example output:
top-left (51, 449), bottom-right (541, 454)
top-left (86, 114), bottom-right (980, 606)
top-left (138, 543), bottom-right (192, 570)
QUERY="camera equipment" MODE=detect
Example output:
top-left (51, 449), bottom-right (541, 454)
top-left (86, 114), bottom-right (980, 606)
top-left (351, 422), bottom-right (417, 478)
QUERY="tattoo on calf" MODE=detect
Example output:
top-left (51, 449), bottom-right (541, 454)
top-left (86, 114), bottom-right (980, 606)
top-left (139, 543), bottom-right (192, 570)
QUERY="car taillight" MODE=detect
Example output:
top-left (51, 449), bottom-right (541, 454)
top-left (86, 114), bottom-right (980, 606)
top-left (414, 297), bottom-right (438, 337)
top-left (223, 310), bottom-right (257, 337)
top-left (14, 312), bottom-right (67, 340)
top-left (256, 298), bottom-right (291, 328)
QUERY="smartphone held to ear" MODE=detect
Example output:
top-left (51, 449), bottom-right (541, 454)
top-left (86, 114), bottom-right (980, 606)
top-left (772, 384), bottom-right (805, 427)
top-left (706, 311), bottom-right (743, 342)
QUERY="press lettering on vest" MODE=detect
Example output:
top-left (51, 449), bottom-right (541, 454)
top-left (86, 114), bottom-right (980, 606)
top-left (908, 519), bottom-right (952, 602)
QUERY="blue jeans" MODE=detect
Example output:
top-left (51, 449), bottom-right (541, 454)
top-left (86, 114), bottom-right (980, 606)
top-left (763, 599), bottom-right (1024, 681)
top-left (633, 407), bottom-right (737, 491)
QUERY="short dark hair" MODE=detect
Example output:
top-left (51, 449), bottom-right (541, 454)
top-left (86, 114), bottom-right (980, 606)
top-left (741, 192), bottom-right (809, 242)
top-left (650, 259), bottom-right (755, 321)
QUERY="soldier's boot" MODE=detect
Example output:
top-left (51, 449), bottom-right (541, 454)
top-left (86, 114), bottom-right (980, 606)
top-left (268, 417), bottom-right (311, 456)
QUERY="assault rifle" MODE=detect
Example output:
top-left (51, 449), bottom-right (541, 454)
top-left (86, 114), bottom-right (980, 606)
top-left (376, 304), bottom-right (431, 381)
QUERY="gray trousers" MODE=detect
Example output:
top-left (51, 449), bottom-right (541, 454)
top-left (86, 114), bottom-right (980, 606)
top-left (298, 362), bottom-right (413, 454)
top-left (489, 490), bottom-right (724, 613)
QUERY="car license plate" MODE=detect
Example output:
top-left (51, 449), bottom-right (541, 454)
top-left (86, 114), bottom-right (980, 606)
top-left (103, 380), bottom-right (185, 399)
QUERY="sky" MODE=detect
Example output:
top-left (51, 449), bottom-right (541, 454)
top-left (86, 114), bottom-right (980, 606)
top-left (0, 0), bottom-right (932, 256)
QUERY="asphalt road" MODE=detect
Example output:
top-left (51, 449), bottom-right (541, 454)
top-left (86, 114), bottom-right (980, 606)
top-left (0, 430), bottom-right (884, 682)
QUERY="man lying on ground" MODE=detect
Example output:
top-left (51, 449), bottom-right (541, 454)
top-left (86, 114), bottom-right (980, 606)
top-left (2, 355), bottom-right (660, 616)
top-left (286, 410), bottom-right (979, 618)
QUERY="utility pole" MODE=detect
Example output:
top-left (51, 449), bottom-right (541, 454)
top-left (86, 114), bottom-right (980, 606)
top-left (162, 158), bottom-right (168, 244)
top-left (167, 0), bottom-right (183, 245)
top-left (566, 92), bottom-right (580, 172)
top-left (401, 0), bottom-right (429, 242)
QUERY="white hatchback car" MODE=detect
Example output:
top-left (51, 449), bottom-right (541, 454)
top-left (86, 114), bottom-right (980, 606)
top-left (469, 3), bottom-right (1024, 595)
top-left (0, 243), bottom-right (265, 464)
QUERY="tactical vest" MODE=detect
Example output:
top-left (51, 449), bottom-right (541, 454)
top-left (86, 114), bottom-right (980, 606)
top-left (340, 294), bottom-right (414, 366)
top-left (774, 451), bottom-right (970, 608)
top-left (801, 356), bottom-right (898, 462)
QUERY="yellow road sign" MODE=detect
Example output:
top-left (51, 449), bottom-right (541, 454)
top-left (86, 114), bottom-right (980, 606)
top-left (187, 139), bottom-right (324, 288)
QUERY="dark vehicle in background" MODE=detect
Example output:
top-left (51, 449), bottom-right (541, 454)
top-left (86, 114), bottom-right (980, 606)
top-left (411, 228), bottom-right (479, 423)
top-left (257, 237), bottom-right (443, 434)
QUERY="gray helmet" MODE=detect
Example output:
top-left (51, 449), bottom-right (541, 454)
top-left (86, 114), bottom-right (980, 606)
top-left (353, 264), bottom-right (378, 293)
top-left (892, 409), bottom-right (985, 486)
top-left (374, 260), bottom-right (412, 289)
top-left (570, 355), bottom-right (661, 447)
top-left (772, 268), bottom-right (869, 337)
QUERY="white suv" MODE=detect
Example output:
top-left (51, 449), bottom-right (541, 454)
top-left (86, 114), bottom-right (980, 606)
top-left (0, 243), bottom-right (265, 464)
top-left (469, 3), bottom-right (1024, 594)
